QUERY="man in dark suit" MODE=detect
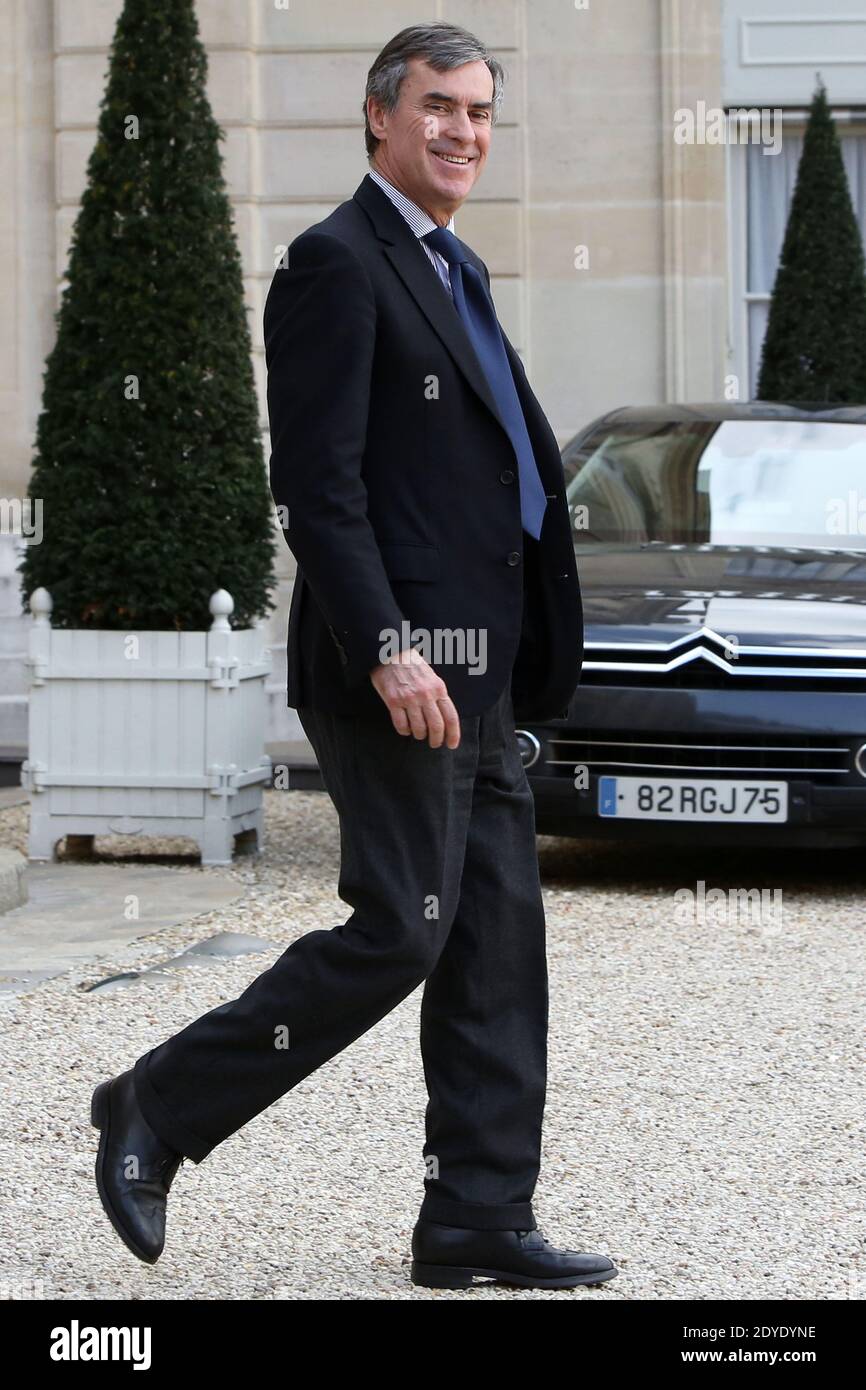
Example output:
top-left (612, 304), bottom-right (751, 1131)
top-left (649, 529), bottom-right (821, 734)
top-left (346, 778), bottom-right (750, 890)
top-left (92, 21), bottom-right (617, 1291)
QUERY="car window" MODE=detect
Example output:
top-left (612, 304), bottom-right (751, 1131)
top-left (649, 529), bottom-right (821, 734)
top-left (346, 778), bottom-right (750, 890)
top-left (563, 419), bottom-right (866, 549)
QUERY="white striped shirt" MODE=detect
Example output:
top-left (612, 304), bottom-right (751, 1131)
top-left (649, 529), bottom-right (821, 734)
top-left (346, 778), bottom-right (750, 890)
top-left (367, 167), bottom-right (455, 297)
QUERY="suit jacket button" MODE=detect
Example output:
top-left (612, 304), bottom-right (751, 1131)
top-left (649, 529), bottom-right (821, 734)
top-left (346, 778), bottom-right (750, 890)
top-left (506, 551), bottom-right (521, 566)
top-left (500, 469), bottom-right (515, 484)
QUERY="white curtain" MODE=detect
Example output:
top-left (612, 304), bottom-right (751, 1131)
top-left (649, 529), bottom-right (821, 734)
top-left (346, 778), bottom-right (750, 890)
top-left (746, 133), bottom-right (866, 394)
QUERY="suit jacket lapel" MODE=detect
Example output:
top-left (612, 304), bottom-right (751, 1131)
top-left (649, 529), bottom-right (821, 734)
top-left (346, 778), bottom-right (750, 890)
top-left (353, 175), bottom-right (509, 437)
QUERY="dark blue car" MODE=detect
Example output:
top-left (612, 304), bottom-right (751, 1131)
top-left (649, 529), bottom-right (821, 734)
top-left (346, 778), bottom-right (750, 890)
top-left (518, 402), bottom-right (866, 846)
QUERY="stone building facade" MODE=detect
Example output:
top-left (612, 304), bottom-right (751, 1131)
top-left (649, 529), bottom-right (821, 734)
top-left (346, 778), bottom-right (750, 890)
top-left (2, 0), bottom-right (864, 750)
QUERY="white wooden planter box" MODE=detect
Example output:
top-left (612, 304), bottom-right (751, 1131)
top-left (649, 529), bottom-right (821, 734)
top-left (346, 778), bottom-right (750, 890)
top-left (21, 588), bottom-right (272, 865)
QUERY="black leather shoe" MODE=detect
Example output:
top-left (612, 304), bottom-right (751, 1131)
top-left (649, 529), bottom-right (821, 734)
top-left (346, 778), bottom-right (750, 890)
top-left (91, 1069), bottom-right (184, 1264)
top-left (410, 1220), bottom-right (619, 1289)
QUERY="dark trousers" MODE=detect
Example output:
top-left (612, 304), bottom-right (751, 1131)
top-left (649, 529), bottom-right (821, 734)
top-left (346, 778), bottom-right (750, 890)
top-left (133, 680), bottom-right (549, 1231)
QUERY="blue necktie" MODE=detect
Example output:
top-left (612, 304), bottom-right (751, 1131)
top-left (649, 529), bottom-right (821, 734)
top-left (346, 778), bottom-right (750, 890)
top-left (423, 226), bottom-right (548, 540)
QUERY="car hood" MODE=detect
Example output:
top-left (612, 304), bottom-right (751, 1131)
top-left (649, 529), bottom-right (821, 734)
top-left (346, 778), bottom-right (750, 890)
top-left (577, 544), bottom-right (866, 650)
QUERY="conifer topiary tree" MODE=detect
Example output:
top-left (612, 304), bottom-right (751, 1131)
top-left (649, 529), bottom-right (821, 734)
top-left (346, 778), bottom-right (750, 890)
top-left (20, 0), bottom-right (275, 631)
top-left (756, 79), bottom-right (866, 404)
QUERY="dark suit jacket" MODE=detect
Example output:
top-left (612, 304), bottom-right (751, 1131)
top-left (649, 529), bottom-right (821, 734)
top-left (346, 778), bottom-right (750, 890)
top-left (264, 172), bottom-right (583, 722)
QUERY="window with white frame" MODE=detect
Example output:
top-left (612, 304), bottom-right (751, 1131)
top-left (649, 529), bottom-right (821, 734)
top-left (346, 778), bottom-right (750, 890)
top-left (727, 116), bottom-right (866, 398)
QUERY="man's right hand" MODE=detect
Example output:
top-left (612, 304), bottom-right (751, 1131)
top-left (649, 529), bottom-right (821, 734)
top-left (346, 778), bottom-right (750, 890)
top-left (370, 647), bottom-right (461, 748)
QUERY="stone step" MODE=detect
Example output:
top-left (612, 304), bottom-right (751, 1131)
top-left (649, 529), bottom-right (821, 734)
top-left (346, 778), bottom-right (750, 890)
top-left (0, 847), bottom-right (27, 915)
top-left (0, 695), bottom-right (27, 749)
top-left (0, 656), bottom-right (28, 696)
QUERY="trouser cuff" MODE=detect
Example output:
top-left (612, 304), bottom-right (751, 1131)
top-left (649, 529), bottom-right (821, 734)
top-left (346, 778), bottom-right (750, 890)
top-left (133, 1053), bottom-right (216, 1164)
top-left (418, 1192), bottom-right (536, 1230)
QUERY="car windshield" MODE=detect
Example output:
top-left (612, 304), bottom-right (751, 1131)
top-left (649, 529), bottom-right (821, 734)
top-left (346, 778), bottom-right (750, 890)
top-left (562, 418), bottom-right (866, 549)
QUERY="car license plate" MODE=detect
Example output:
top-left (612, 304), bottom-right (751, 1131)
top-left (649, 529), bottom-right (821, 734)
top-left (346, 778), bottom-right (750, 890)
top-left (598, 776), bottom-right (788, 823)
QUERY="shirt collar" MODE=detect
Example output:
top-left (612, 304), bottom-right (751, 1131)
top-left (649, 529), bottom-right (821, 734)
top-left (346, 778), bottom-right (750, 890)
top-left (367, 167), bottom-right (455, 239)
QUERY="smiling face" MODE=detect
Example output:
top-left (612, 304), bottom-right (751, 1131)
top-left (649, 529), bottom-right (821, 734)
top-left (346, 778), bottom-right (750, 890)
top-left (366, 57), bottom-right (494, 225)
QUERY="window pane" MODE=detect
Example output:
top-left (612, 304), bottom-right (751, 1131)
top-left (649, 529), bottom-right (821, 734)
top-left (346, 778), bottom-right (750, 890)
top-left (565, 418), bottom-right (866, 548)
top-left (745, 132), bottom-right (866, 394)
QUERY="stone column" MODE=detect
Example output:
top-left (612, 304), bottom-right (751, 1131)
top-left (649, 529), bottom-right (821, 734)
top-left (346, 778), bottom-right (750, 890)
top-left (660, 0), bottom-right (728, 401)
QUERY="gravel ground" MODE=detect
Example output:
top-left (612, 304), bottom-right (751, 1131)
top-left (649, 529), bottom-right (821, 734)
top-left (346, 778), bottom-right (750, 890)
top-left (0, 788), bottom-right (863, 1301)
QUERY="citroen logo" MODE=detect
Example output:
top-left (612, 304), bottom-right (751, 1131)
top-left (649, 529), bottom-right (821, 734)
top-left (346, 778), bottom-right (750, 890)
top-left (675, 627), bottom-right (739, 664)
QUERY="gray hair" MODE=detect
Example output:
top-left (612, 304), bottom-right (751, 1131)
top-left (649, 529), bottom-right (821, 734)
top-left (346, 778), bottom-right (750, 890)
top-left (363, 21), bottom-right (505, 159)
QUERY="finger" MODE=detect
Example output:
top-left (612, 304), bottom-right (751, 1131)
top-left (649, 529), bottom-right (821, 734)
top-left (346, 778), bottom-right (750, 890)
top-left (390, 703), bottom-right (412, 737)
top-left (422, 700), bottom-right (445, 748)
top-left (406, 703), bottom-right (429, 741)
top-left (438, 697), bottom-right (461, 748)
